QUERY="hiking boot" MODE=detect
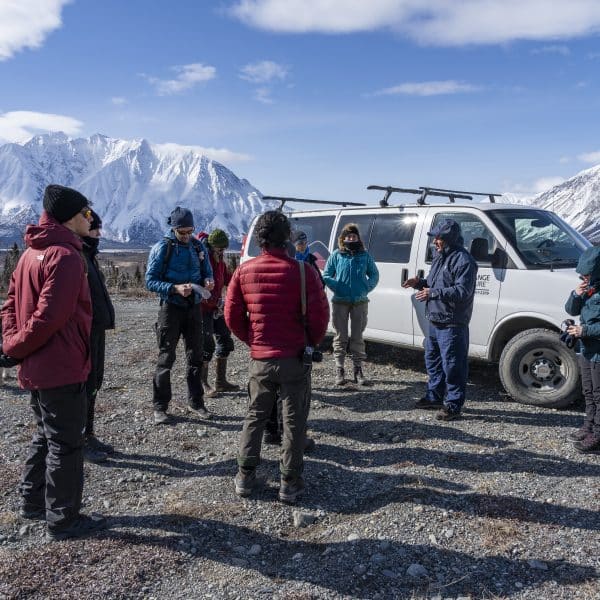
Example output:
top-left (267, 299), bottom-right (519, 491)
top-left (153, 410), bottom-right (171, 425)
top-left (335, 367), bottom-right (345, 386)
top-left (234, 469), bottom-right (259, 497)
top-left (279, 477), bottom-right (305, 503)
top-left (84, 445), bottom-right (108, 464)
top-left (189, 404), bottom-right (213, 420)
top-left (304, 437), bottom-right (316, 454)
top-left (415, 397), bottom-right (444, 410)
top-left (214, 357), bottom-right (240, 392)
top-left (353, 364), bottom-right (368, 386)
top-left (201, 362), bottom-right (218, 398)
top-left (263, 430), bottom-right (282, 445)
top-left (85, 435), bottom-right (114, 454)
top-left (436, 406), bottom-right (462, 421)
top-left (19, 506), bottom-right (45, 520)
top-left (574, 433), bottom-right (600, 454)
top-left (568, 427), bottom-right (591, 442)
top-left (46, 514), bottom-right (107, 541)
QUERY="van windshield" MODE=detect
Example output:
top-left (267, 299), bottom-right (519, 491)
top-left (488, 209), bottom-right (589, 268)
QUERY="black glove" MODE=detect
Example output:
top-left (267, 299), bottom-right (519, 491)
top-left (559, 319), bottom-right (576, 349)
top-left (0, 341), bottom-right (21, 368)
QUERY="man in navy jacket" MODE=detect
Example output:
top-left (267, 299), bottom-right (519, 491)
top-left (403, 219), bottom-right (478, 420)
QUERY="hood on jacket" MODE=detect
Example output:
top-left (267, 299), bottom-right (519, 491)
top-left (427, 219), bottom-right (462, 247)
top-left (24, 211), bottom-right (84, 251)
top-left (337, 223), bottom-right (365, 252)
top-left (576, 246), bottom-right (600, 283)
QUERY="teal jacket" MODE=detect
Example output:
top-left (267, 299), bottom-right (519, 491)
top-left (323, 249), bottom-right (379, 304)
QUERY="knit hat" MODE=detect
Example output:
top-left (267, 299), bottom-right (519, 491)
top-left (89, 209), bottom-right (102, 231)
top-left (43, 184), bottom-right (89, 224)
top-left (291, 230), bottom-right (308, 244)
top-left (207, 228), bottom-right (229, 248)
top-left (167, 206), bottom-right (194, 229)
top-left (195, 231), bottom-right (209, 244)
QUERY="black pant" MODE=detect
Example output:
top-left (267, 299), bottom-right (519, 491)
top-left (20, 383), bottom-right (87, 531)
top-left (202, 312), bottom-right (235, 362)
top-left (579, 354), bottom-right (600, 436)
top-left (153, 302), bottom-right (204, 410)
top-left (85, 327), bottom-right (106, 435)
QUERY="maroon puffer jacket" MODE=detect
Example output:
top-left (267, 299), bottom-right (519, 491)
top-left (1, 212), bottom-right (92, 390)
top-left (225, 247), bottom-right (329, 359)
top-left (202, 253), bottom-right (232, 313)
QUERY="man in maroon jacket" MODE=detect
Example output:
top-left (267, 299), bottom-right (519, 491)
top-left (1, 184), bottom-right (106, 541)
top-left (225, 211), bottom-right (329, 502)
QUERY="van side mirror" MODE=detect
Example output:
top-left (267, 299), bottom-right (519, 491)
top-left (491, 248), bottom-right (508, 269)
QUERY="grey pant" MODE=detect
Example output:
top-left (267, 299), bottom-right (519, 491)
top-left (238, 357), bottom-right (311, 479)
top-left (331, 301), bottom-right (368, 366)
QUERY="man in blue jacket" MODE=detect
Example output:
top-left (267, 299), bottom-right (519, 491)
top-left (403, 219), bottom-right (478, 420)
top-left (146, 207), bottom-right (214, 425)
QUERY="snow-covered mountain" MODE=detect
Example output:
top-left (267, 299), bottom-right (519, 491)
top-left (503, 164), bottom-right (600, 242)
top-left (0, 132), bottom-right (270, 247)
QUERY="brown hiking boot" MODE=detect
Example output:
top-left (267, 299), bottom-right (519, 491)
top-left (335, 367), bottom-right (345, 386)
top-left (201, 362), bottom-right (218, 398)
top-left (214, 357), bottom-right (240, 392)
top-left (436, 406), bottom-right (462, 421)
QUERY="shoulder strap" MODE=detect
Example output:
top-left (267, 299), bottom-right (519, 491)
top-left (299, 259), bottom-right (306, 316)
top-left (160, 239), bottom-right (175, 280)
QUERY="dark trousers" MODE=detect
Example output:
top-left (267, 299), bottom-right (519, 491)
top-left (238, 357), bottom-right (311, 479)
top-left (85, 327), bottom-right (106, 435)
top-left (20, 383), bottom-right (87, 531)
top-left (579, 354), bottom-right (600, 436)
top-left (153, 302), bottom-right (204, 411)
top-left (202, 313), bottom-right (235, 362)
top-left (425, 323), bottom-right (469, 412)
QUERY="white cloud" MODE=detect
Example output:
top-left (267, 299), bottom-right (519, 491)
top-left (153, 142), bottom-right (251, 164)
top-left (111, 97), bottom-right (128, 105)
top-left (578, 150), bottom-right (600, 163)
top-left (373, 80), bottom-right (481, 97)
top-left (0, 110), bottom-right (82, 143)
top-left (239, 60), bottom-right (289, 83)
top-left (230, 0), bottom-right (600, 46)
top-left (144, 63), bottom-right (216, 96)
top-left (531, 44), bottom-right (571, 55)
top-left (253, 87), bottom-right (274, 104)
top-left (0, 0), bottom-right (71, 61)
top-left (532, 176), bottom-right (565, 194)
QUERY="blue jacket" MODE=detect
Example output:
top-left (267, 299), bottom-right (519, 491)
top-left (323, 249), bottom-right (379, 304)
top-left (564, 246), bottom-right (600, 361)
top-left (418, 241), bottom-right (478, 326)
top-left (146, 231), bottom-right (213, 307)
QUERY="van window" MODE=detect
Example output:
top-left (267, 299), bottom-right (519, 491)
top-left (334, 215), bottom-right (375, 250)
top-left (369, 213), bottom-right (418, 263)
top-left (426, 213), bottom-right (498, 265)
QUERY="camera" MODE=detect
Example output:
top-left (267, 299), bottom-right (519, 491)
top-left (559, 319), bottom-right (576, 349)
top-left (302, 346), bottom-right (323, 365)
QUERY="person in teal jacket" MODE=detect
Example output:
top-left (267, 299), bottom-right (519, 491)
top-left (564, 246), bottom-right (600, 454)
top-left (323, 223), bottom-right (379, 385)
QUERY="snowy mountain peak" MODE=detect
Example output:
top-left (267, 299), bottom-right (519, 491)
top-left (0, 133), bottom-right (269, 247)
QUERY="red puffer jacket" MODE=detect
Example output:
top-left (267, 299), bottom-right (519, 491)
top-left (225, 247), bottom-right (329, 359)
top-left (202, 253), bottom-right (232, 313)
top-left (1, 212), bottom-right (92, 390)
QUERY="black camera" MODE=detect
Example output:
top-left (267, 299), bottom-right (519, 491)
top-left (559, 319), bottom-right (576, 349)
top-left (302, 346), bottom-right (323, 365)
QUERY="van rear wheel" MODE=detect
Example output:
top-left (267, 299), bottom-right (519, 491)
top-left (499, 328), bottom-right (579, 408)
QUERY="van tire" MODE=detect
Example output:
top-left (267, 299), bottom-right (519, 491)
top-left (499, 328), bottom-right (579, 408)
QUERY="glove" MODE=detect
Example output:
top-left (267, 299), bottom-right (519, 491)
top-left (0, 341), bottom-right (21, 368)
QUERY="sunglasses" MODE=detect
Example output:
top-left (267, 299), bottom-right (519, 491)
top-left (80, 208), bottom-right (92, 219)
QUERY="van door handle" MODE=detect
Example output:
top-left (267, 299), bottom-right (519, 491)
top-left (401, 268), bottom-right (408, 285)
top-left (417, 269), bottom-right (425, 280)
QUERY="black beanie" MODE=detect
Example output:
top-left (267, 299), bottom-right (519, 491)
top-left (89, 209), bottom-right (102, 231)
top-left (167, 207), bottom-right (194, 229)
top-left (43, 184), bottom-right (89, 224)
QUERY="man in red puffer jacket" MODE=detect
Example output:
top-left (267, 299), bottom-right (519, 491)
top-left (1, 184), bottom-right (106, 541)
top-left (226, 211), bottom-right (329, 503)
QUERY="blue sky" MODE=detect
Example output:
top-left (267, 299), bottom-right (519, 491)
top-left (1, 0), bottom-right (600, 202)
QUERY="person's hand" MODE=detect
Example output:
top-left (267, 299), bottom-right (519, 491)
top-left (567, 324), bottom-right (583, 338)
top-left (402, 276), bottom-right (419, 289)
top-left (575, 281), bottom-right (588, 296)
top-left (174, 283), bottom-right (192, 297)
top-left (204, 278), bottom-right (215, 291)
top-left (415, 288), bottom-right (430, 302)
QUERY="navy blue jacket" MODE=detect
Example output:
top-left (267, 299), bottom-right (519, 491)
top-left (418, 240), bottom-right (478, 326)
top-left (146, 231), bottom-right (213, 307)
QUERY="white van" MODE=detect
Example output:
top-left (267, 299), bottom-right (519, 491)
top-left (241, 196), bottom-right (591, 408)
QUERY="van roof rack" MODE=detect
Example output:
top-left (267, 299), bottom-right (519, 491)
top-left (368, 185), bottom-right (502, 206)
top-left (262, 195), bottom-right (367, 211)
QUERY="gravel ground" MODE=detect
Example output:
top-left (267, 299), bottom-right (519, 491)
top-left (0, 297), bottom-right (598, 600)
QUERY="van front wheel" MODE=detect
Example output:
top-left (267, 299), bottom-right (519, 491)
top-left (499, 328), bottom-right (580, 408)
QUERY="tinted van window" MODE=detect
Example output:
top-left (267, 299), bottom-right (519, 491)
top-left (369, 213), bottom-right (418, 263)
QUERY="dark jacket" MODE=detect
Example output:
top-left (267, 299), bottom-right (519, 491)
top-left (418, 238), bottom-right (478, 326)
top-left (145, 231), bottom-right (213, 307)
top-left (83, 238), bottom-right (115, 330)
top-left (202, 251), bottom-right (232, 313)
top-left (225, 247), bottom-right (329, 359)
top-left (1, 211), bottom-right (92, 389)
top-left (564, 246), bottom-right (600, 361)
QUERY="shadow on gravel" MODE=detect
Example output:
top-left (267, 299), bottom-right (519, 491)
top-left (466, 406), bottom-right (583, 427)
top-left (102, 514), bottom-right (598, 599)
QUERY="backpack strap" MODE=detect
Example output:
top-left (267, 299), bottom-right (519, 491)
top-left (159, 239), bottom-right (175, 280)
top-left (298, 260), bottom-right (308, 347)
